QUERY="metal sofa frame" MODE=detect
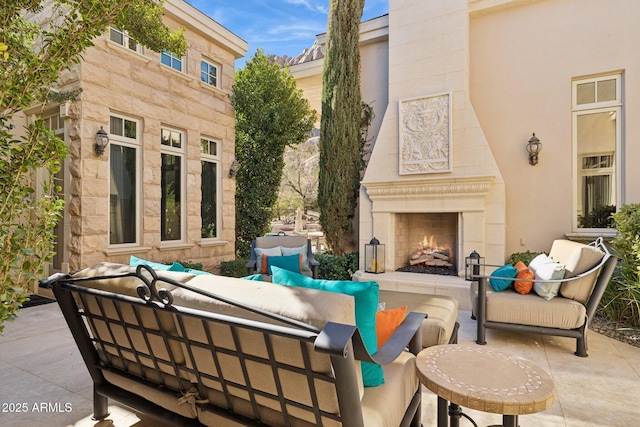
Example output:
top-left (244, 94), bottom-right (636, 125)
top-left (471, 239), bottom-right (618, 357)
top-left (41, 266), bottom-right (424, 426)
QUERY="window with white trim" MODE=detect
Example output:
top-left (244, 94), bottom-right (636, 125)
top-left (161, 127), bottom-right (185, 241)
top-left (200, 59), bottom-right (219, 87)
top-left (109, 114), bottom-right (140, 245)
top-left (200, 138), bottom-right (220, 239)
top-left (161, 50), bottom-right (183, 72)
top-left (109, 28), bottom-right (141, 53)
top-left (573, 74), bottom-right (622, 229)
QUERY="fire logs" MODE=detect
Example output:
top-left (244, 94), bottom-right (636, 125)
top-left (409, 248), bottom-right (453, 267)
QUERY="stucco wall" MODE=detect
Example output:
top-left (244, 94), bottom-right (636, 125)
top-left (470, 0), bottom-right (640, 256)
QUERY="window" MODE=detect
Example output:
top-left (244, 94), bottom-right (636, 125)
top-left (573, 74), bottom-right (622, 229)
top-left (200, 60), bottom-right (219, 87)
top-left (109, 28), bottom-right (141, 53)
top-left (161, 127), bottom-right (185, 241)
top-left (161, 50), bottom-right (183, 72)
top-left (201, 138), bottom-right (220, 239)
top-left (109, 115), bottom-right (140, 245)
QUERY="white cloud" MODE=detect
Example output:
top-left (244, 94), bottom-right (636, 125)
top-left (284, 0), bottom-right (328, 14)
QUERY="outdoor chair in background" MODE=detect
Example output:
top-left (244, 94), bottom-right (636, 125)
top-left (246, 232), bottom-right (319, 279)
top-left (469, 238), bottom-right (618, 357)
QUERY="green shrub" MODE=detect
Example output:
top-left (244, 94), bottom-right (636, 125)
top-left (507, 251), bottom-right (543, 266)
top-left (315, 252), bottom-right (359, 280)
top-left (220, 258), bottom-right (249, 278)
top-left (601, 203), bottom-right (640, 327)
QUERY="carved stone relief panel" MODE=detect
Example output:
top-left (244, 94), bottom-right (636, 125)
top-left (399, 92), bottom-right (452, 174)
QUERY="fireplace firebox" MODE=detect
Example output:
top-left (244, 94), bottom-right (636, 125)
top-left (394, 213), bottom-right (458, 276)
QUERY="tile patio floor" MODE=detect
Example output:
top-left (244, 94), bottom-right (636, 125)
top-left (1, 302), bottom-right (639, 427)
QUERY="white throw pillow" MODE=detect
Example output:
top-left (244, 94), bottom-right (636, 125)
top-left (528, 253), bottom-right (551, 274)
top-left (533, 262), bottom-right (566, 300)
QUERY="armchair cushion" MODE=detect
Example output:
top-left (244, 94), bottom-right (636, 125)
top-left (271, 266), bottom-right (384, 387)
top-left (550, 239), bottom-right (606, 303)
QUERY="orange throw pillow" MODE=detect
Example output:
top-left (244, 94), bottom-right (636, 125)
top-left (376, 305), bottom-right (408, 348)
top-left (514, 261), bottom-right (534, 294)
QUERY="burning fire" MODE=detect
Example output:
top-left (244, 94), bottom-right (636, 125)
top-left (419, 235), bottom-right (445, 252)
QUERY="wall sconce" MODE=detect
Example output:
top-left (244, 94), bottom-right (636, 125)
top-left (364, 237), bottom-right (385, 274)
top-left (228, 160), bottom-right (239, 178)
top-left (526, 132), bottom-right (542, 166)
top-left (94, 126), bottom-right (109, 156)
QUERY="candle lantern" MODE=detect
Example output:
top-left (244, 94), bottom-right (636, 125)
top-left (465, 250), bottom-right (485, 281)
top-left (365, 237), bottom-right (385, 274)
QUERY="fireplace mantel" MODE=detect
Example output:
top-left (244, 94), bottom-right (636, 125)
top-left (363, 175), bottom-right (495, 210)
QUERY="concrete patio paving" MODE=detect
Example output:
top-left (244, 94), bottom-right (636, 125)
top-left (1, 301), bottom-right (639, 427)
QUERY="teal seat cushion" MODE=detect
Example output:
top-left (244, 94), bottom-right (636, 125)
top-left (271, 266), bottom-right (383, 387)
top-left (490, 264), bottom-right (518, 291)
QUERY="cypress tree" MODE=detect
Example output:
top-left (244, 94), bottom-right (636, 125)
top-left (318, 0), bottom-right (364, 255)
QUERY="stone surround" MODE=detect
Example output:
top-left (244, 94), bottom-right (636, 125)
top-left (358, 0), bottom-right (507, 291)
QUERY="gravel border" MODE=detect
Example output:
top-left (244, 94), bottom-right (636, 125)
top-left (590, 315), bottom-right (640, 348)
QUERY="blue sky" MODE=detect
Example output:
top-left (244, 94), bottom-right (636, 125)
top-left (184, 0), bottom-right (389, 68)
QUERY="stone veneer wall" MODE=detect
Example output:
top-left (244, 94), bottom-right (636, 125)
top-left (60, 11), bottom-right (243, 272)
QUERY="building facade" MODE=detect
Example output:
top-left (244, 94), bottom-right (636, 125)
top-left (27, 0), bottom-right (247, 274)
top-left (290, 0), bottom-right (639, 304)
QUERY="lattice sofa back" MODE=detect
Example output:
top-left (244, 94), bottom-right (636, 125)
top-left (43, 263), bottom-right (424, 427)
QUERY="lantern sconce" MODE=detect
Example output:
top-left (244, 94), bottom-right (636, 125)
top-left (364, 237), bottom-right (385, 274)
top-left (94, 126), bottom-right (109, 156)
top-left (526, 132), bottom-right (542, 166)
top-left (228, 160), bottom-right (239, 178)
top-left (465, 250), bottom-right (485, 281)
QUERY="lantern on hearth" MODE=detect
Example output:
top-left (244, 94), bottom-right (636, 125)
top-left (365, 237), bottom-right (385, 274)
top-left (465, 250), bottom-right (485, 281)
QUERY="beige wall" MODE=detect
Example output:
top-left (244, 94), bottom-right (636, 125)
top-left (60, 2), bottom-right (246, 271)
top-left (469, 0), bottom-right (640, 256)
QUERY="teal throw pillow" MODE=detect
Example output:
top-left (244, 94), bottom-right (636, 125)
top-left (242, 274), bottom-right (265, 281)
top-left (280, 245), bottom-right (311, 272)
top-left (490, 264), bottom-right (518, 291)
top-left (130, 255), bottom-right (171, 271)
top-left (271, 266), bottom-right (383, 387)
top-left (266, 254), bottom-right (302, 275)
top-left (167, 262), bottom-right (187, 272)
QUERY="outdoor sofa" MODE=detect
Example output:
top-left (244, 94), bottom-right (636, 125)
top-left (41, 262), bottom-right (434, 426)
top-left (469, 238), bottom-right (618, 357)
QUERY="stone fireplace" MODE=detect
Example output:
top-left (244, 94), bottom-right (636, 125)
top-left (352, 0), bottom-right (507, 310)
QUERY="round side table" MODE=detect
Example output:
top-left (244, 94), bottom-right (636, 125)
top-left (416, 345), bottom-right (556, 427)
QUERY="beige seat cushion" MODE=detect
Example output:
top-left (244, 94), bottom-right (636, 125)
top-left (378, 290), bottom-right (458, 347)
top-left (361, 351), bottom-right (419, 427)
top-left (549, 240), bottom-right (605, 303)
top-left (470, 282), bottom-right (587, 329)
